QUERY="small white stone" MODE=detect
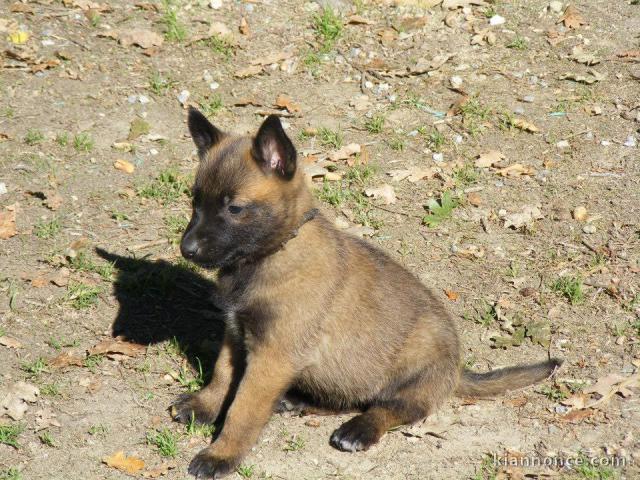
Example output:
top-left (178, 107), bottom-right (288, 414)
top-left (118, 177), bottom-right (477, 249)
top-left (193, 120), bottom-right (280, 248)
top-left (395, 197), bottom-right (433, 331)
top-left (203, 71), bottom-right (213, 83)
top-left (177, 90), bottom-right (190, 105)
top-left (556, 140), bottom-right (570, 149)
top-left (624, 135), bottom-right (637, 147)
top-left (0, 182), bottom-right (7, 196)
top-left (138, 95), bottom-right (150, 104)
top-left (454, 135), bottom-right (463, 144)
top-left (209, 81), bottom-right (220, 90)
top-left (450, 76), bottom-right (463, 88)
top-left (41, 39), bottom-right (55, 47)
top-left (209, 0), bottom-right (222, 9)
top-left (364, 81), bottom-right (373, 89)
top-left (127, 95), bottom-right (137, 104)
top-left (583, 224), bottom-right (596, 234)
top-left (522, 95), bottom-right (535, 103)
top-left (601, 140), bottom-right (611, 146)
top-left (489, 15), bottom-right (506, 26)
top-left (432, 152), bottom-right (444, 162)
top-left (549, 1), bottom-right (563, 13)
top-left (244, 3), bottom-right (254, 13)
top-left (149, 148), bottom-right (159, 156)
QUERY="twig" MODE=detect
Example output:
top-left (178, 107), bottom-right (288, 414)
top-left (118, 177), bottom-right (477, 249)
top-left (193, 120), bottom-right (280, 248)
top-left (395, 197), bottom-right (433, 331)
top-left (127, 239), bottom-right (168, 252)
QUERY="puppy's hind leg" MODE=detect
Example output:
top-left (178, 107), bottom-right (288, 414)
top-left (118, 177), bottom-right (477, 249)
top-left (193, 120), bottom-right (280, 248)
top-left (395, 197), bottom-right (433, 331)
top-left (330, 364), bottom-right (456, 452)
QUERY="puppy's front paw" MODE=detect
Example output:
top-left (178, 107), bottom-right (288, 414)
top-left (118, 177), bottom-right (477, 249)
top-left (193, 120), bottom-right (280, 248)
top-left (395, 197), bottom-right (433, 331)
top-left (188, 448), bottom-right (238, 479)
top-left (330, 415), bottom-right (381, 452)
top-left (170, 393), bottom-right (218, 425)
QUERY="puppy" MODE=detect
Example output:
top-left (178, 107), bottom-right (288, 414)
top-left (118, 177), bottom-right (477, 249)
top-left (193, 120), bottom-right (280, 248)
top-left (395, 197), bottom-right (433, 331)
top-left (171, 108), bottom-right (560, 478)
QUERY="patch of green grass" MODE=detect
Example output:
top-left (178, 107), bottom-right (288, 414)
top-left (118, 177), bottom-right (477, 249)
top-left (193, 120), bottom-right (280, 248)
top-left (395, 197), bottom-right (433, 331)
top-left (572, 453), bottom-right (617, 479)
top-left (148, 71), bottom-right (176, 95)
top-left (55, 132), bottom-right (69, 146)
top-left (0, 424), bottom-right (24, 449)
top-left (84, 354), bottom-right (104, 373)
top-left (69, 251), bottom-right (115, 281)
top-left (165, 214), bottom-right (189, 245)
top-left (39, 431), bottom-right (56, 447)
top-left (165, 336), bottom-right (185, 357)
top-left (138, 169), bottom-right (190, 205)
top-left (111, 211), bottom-right (130, 222)
top-left (73, 132), bottom-right (94, 152)
top-left (482, 6), bottom-right (497, 18)
top-left (364, 114), bottom-right (385, 134)
top-left (66, 282), bottom-right (102, 309)
top-left (388, 138), bottom-right (405, 151)
top-left (47, 337), bottom-right (79, 350)
top-left (464, 301), bottom-right (497, 327)
top-left (506, 35), bottom-right (528, 50)
top-left (2, 107), bottom-right (15, 118)
top-left (551, 275), bottom-right (584, 305)
top-left (317, 127), bottom-right (343, 148)
top-left (208, 35), bottom-right (234, 58)
top-left (185, 413), bottom-right (215, 438)
top-left (146, 428), bottom-right (179, 458)
top-left (539, 384), bottom-right (568, 402)
top-left (422, 191), bottom-right (459, 228)
top-left (177, 357), bottom-right (205, 393)
top-left (427, 130), bottom-right (446, 151)
top-left (236, 464), bottom-right (255, 478)
top-left (21, 357), bottom-right (48, 377)
top-left (34, 218), bottom-right (62, 239)
top-left (313, 7), bottom-right (343, 52)
top-left (472, 454), bottom-right (498, 480)
top-left (283, 434), bottom-right (305, 452)
top-left (0, 468), bottom-right (22, 480)
top-left (303, 51), bottom-right (322, 75)
top-left (459, 98), bottom-right (491, 136)
top-left (161, 0), bottom-right (187, 42)
top-left (453, 164), bottom-right (478, 187)
top-left (199, 95), bottom-right (223, 117)
top-left (316, 181), bottom-right (348, 206)
top-left (41, 382), bottom-right (62, 397)
top-left (88, 424), bottom-right (108, 436)
top-left (344, 164), bottom-right (375, 186)
top-left (24, 129), bottom-right (44, 145)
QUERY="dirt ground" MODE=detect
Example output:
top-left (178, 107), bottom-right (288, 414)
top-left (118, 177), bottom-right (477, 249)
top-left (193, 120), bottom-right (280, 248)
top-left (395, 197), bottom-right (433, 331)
top-left (1, 0), bottom-right (639, 479)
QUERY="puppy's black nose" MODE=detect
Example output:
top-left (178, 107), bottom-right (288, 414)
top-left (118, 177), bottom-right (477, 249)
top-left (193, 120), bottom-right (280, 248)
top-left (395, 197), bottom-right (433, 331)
top-left (180, 237), bottom-right (199, 259)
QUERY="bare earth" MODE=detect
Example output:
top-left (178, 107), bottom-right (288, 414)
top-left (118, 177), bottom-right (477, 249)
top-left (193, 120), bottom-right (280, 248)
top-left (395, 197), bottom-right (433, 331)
top-left (1, 0), bottom-right (639, 479)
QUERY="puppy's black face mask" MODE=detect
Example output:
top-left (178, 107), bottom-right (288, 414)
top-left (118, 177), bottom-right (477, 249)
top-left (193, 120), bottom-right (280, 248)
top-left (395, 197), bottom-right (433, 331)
top-left (180, 108), bottom-right (297, 269)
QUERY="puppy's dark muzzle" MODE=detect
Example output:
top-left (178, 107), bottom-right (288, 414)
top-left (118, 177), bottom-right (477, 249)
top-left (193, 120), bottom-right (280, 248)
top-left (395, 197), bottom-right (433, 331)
top-left (180, 235), bottom-right (200, 259)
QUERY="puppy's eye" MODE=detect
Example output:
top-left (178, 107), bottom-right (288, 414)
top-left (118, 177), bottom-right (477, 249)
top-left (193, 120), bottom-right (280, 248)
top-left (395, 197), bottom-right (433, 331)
top-left (228, 205), bottom-right (244, 214)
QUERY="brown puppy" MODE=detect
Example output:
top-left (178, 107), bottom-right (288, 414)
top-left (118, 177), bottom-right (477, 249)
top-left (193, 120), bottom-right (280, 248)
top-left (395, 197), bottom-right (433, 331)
top-left (171, 108), bottom-right (560, 478)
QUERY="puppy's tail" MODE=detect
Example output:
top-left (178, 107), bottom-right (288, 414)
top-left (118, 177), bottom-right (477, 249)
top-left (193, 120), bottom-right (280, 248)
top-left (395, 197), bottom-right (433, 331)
top-left (455, 358), bottom-right (562, 398)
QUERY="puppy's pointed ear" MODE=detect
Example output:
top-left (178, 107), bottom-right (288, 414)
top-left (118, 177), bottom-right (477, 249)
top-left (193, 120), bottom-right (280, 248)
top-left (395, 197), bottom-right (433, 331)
top-left (252, 115), bottom-right (296, 179)
top-left (188, 107), bottom-right (223, 159)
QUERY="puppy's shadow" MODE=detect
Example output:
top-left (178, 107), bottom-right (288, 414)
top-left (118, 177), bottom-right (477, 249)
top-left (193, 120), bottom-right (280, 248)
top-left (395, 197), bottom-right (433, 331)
top-left (96, 248), bottom-right (225, 376)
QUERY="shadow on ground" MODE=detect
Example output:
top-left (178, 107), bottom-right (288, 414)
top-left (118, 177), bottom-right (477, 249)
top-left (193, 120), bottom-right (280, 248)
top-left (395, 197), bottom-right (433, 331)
top-left (96, 247), bottom-right (225, 376)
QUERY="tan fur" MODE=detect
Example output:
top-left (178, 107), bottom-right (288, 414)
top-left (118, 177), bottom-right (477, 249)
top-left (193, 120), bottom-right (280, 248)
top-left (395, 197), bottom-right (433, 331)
top-left (172, 115), bottom-right (561, 478)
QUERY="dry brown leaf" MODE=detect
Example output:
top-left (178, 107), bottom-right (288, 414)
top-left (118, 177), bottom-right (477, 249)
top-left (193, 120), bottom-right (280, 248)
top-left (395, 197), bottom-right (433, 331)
top-left (0, 133), bottom-right (10, 142)
top-left (50, 351), bottom-right (85, 368)
top-left (250, 50), bottom-right (294, 66)
top-left (378, 28), bottom-right (397, 46)
top-left (114, 159), bottom-right (135, 174)
top-left (447, 94), bottom-right (469, 117)
top-left (44, 190), bottom-right (63, 210)
top-left (496, 163), bottom-right (536, 177)
top-left (560, 70), bottom-right (604, 84)
top-left (1, 381), bottom-right (39, 420)
top-left (234, 97), bottom-right (262, 107)
top-left (119, 29), bottom-right (164, 49)
top-left (570, 45), bottom-right (600, 65)
top-left (239, 17), bottom-right (250, 36)
top-left (511, 118), bottom-right (539, 133)
top-left (504, 396), bottom-right (528, 408)
top-left (466, 192), bottom-right (482, 206)
top-left (274, 94), bottom-right (301, 114)
top-left (88, 337), bottom-right (146, 358)
top-left (444, 289), bottom-right (459, 301)
top-left (347, 15), bottom-right (375, 25)
top-left (546, 29), bottom-right (565, 46)
top-left (0, 336), bottom-right (22, 349)
top-left (329, 143), bottom-right (361, 162)
top-left (234, 64), bottom-right (263, 78)
top-left (0, 204), bottom-right (18, 240)
top-left (503, 205), bottom-right (544, 230)
top-left (364, 184), bottom-right (397, 205)
top-left (475, 150), bottom-right (505, 168)
top-left (31, 276), bottom-right (49, 288)
top-left (559, 5), bottom-right (586, 29)
top-left (103, 451), bottom-right (145, 475)
top-left (51, 267), bottom-right (70, 287)
top-left (11, 2), bottom-right (35, 14)
top-left (617, 50), bottom-right (640, 59)
top-left (561, 408), bottom-right (595, 423)
top-left (396, 16), bottom-right (428, 31)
